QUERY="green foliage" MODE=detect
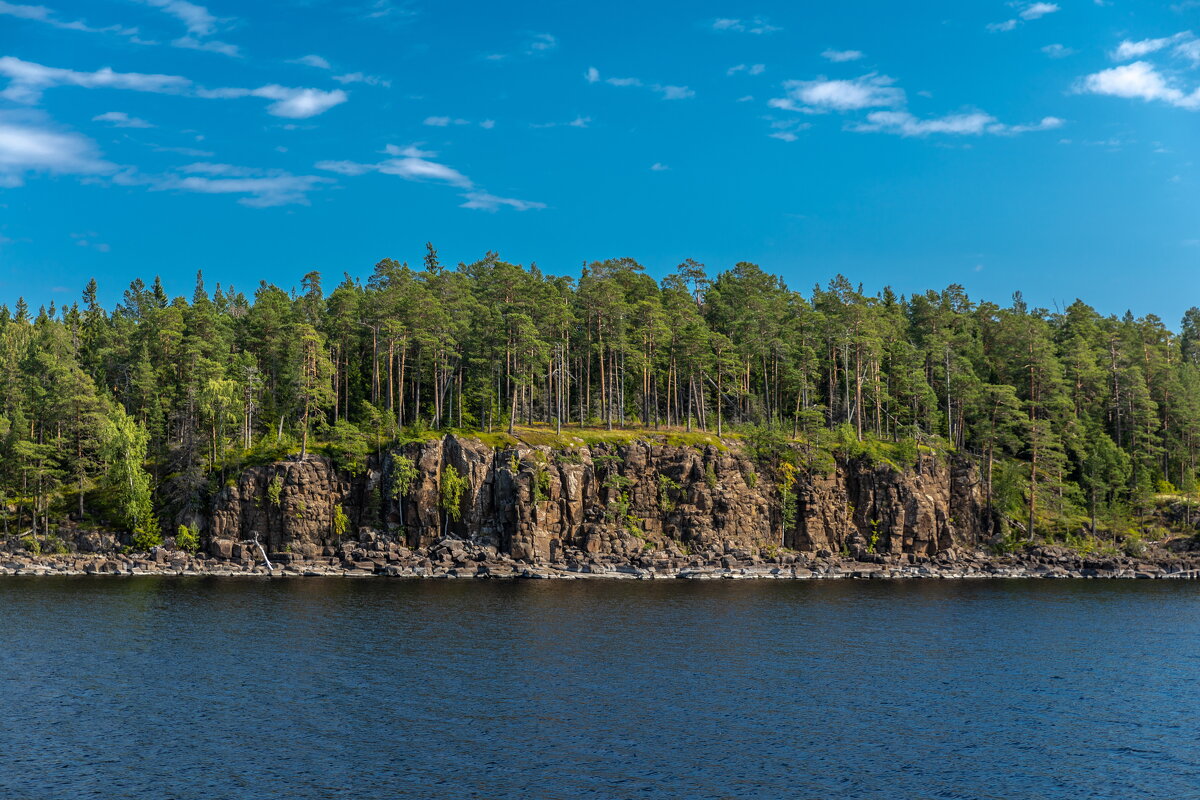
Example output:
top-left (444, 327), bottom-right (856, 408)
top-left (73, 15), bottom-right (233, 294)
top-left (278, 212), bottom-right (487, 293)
top-left (743, 424), bottom-right (793, 466)
top-left (658, 474), bottom-right (681, 512)
top-left (704, 463), bottom-right (718, 489)
top-left (778, 461), bottom-right (798, 531)
top-left (19, 535), bottom-right (40, 555)
top-left (99, 403), bottom-right (155, 535)
top-left (266, 476), bottom-right (283, 506)
top-left (389, 455), bottom-right (419, 499)
top-left (332, 504), bottom-right (349, 538)
top-left (744, 468), bottom-right (757, 489)
top-left (533, 467), bottom-right (552, 502)
top-left (3, 251), bottom-right (1200, 548)
top-left (321, 420), bottom-right (370, 476)
top-left (131, 520), bottom-right (162, 551)
top-left (176, 524), bottom-right (200, 554)
top-left (439, 464), bottom-right (468, 523)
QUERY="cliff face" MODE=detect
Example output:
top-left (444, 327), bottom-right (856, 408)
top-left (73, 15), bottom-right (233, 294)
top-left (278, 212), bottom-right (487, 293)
top-left (205, 434), bottom-right (990, 563)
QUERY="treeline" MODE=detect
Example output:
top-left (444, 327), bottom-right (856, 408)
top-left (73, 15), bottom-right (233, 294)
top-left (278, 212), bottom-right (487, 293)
top-left (1, 245), bottom-right (1198, 544)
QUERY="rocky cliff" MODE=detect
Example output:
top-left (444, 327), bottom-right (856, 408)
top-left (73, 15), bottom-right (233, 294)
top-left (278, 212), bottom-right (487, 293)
top-left (203, 434), bottom-right (991, 566)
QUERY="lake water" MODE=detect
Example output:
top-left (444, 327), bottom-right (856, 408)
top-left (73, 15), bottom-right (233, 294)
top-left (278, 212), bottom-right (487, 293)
top-left (2, 578), bottom-right (1198, 799)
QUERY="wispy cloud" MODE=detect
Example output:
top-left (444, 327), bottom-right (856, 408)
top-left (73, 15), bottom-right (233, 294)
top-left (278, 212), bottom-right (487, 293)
top-left (1077, 60), bottom-right (1200, 109)
top-left (0, 109), bottom-right (116, 187)
top-left (585, 67), bottom-right (694, 100)
top-left (650, 162), bottom-right (669, 171)
top-left (332, 72), bottom-right (390, 87)
top-left (0, 57), bottom-right (348, 118)
top-left (315, 143), bottom-right (542, 211)
top-left (0, 0), bottom-right (141, 39)
top-left (852, 111), bottom-right (1063, 136)
top-left (531, 116), bottom-right (590, 129)
top-left (424, 116), bottom-right (493, 128)
top-left (485, 31), bottom-right (559, 61)
top-left (1020, 2), bottom-right (1059, 20)
top-left (727, 63), bottom-right (766, 76)
top-left (71, 232), bottom-right (110, 252)
top-left (92, 111), bottom-right (154, 128)
top-left (162, 162), bottom-right (332, 207)
top-left (710, 17), bottom-right (781, 34)
top-left (768, 74), bottom-right (904, 113)
top-left (1111, 31), bottom-right (1197, 63)
top-left (197, 85), bottom-right (348, 117)
top-left (459, 192), bottom-right (545, 212)
top-left (1041, 43), bottom-right (1075, 58)
top-left (765, 117), bottom-right (811, 142)
top-left (289, 54), bottom-right (331, 69)
top-left (770, 70), bottom-right (1063, 138)
top-left (821, 49), bottom-right (864, 63)
top-left (136, 0), bottom-right (240, 57)
top-left (988, 2), bottom-right (1059, 32)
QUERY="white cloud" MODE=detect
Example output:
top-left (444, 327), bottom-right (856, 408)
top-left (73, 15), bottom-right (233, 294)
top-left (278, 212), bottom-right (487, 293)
top-left (316, 144), bottom-right (542, 211)
top-left (92, 110), bottom-right (154, 128)
top-left (424, 116), bottom-right (492, 128)
top-left (1112, 32), bottom-right (1192, 60)
top-left (333, 72), bottom-right (390, 87)
top-left (765, 118), bottom-right (811, 141)
top-left (290, 54), bottom-right (331, 69)
top-left (0, 110), bottom-right (115, 186)
top-left (1178, 39), bottom-right (1200, 65)
top-left (1077, 61), bottom-right (1200, 109)
top-left (174, 35), bottom-right (238, 56)
top-left (198, 84), bottom-right (348, 118)
top-left (0, 109), bottom-right (329, 206)
top-left (138, 0), bottom-right (217, 35)
top-left (1020, 2), bottom-right (1059, 20)
top-left (989, 2), bottom-right (1059, 31)
top-left (587, 68), bottom-right (693, 100)
top-left (164, 166), bottom-right (331, 207)
top-left (562, 116), bottom-right (591, 128)
top-left (727, 63), bottom-right (766, 75)
top-left (650, 162), bottom-right (669, 171)
top-left (852, 110), bottom-right (1063, 136)
top-left (136, 0), bottom-right (239, 57)
top-left (711, 16), bottom-right (781, 34)
top-left (459, 191), bottom-right (545, 211)
top-left (822, 49), bottom-right (864, 62)
top-left (770, 74), bottom-right (904, 113)
top-left (0, 58), bottom-right (350, 118)
top-left (0, 56), bottom-right (191, 103)
top-left (524, 32), bottom-right (557, 54)
top-left (0, 1), bottom-right (141, 38)
top-left (1041, 43), bottom-right (1074, 58)
top-left (655, 84), bottom-right (695, 100)
top-left (316, 145), bottom-right (471, 187)
top-left (486, 31), bottom-right (559, 61)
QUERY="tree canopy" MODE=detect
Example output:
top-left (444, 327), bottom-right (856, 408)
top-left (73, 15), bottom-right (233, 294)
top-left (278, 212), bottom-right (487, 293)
top-left (1, 252), bottom-right (1196, 543)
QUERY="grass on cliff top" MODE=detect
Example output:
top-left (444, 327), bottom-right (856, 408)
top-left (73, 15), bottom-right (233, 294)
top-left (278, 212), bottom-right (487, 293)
top-left (440, 424), bottom-right (728, 452)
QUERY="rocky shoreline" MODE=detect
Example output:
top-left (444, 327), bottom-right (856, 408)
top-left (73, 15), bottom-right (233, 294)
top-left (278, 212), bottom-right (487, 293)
top-left (4, 539), bottom-right (1200, 580)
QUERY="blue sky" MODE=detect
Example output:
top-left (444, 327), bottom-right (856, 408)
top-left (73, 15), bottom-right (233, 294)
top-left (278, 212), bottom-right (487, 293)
top-left (1, 0), bottom-right (1197, 321)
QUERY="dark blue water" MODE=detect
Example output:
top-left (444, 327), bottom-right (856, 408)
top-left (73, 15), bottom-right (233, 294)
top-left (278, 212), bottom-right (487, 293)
top-left (2, 578), bottom-right (1199, 799)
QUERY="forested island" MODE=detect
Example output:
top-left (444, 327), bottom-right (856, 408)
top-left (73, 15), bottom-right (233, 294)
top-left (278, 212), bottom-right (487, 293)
top-left (1, 247), bottom-right (1198, 578)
